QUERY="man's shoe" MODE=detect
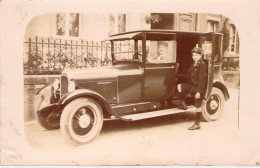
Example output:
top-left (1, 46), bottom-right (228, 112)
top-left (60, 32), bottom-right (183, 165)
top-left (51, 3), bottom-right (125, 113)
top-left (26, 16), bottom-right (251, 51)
top-left (188, 123), bottom-right (201, 130)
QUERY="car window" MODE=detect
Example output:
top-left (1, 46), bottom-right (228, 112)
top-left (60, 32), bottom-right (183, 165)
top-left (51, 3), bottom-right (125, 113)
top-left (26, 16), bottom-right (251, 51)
top-left (113, 40), bottom-right (142, 61)
top-left (146, 40), bottom-right (176, 63)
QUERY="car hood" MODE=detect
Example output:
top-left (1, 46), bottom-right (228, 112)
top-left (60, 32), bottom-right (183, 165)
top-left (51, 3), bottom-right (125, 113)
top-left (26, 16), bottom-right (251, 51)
top-left (62, 64), bottom-right (142, 81)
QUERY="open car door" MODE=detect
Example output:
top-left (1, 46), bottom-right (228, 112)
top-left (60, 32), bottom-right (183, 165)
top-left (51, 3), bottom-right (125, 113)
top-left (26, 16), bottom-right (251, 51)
top-left (199, 32), bottom-right (215, 100)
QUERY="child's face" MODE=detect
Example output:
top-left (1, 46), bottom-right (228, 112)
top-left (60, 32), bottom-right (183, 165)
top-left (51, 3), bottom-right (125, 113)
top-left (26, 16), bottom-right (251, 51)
top-left (192, 52), bottom-right (202, 62)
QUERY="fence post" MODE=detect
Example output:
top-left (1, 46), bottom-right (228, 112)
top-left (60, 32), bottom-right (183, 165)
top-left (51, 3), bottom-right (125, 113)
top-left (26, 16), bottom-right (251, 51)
top-left (42, 38), bottom-right (44, 72)
top-left (35, 36), bottom-right (38, 73)
top-left (71, 40), bottom-right (73, 68)
top-left (92, 41), bottom-right (94, 67)
top-left (86, 41), bottom-right (89, 67)
top-left (96, 42), bottom-right (99, 66)
top-left (65, 40), bottom-right (67, 69)
top-left (101, 42), bottom-right (103, 66)
top-left (59, 39), bottom-right (61, 71)
top-left (47, 38), bottom-right (50, 74)
top-left (91, 41), bottom-right (94, 57)
top-left (54, 39), bottom-right (56, 73)
top-left (27, 37), bottom-right (31, 74)
top-left (106, 42), bottom-right (110, 66)
top-left (105, 42), bottom-right (107, 65)
top-left (28, 37), bottom-right (31, 64)
top-left (36, 36), bottom-right (38, 56)
top-left (76, 41), bottom-right (78, 69)
top-left (81, 40), bottom-right (84, 68)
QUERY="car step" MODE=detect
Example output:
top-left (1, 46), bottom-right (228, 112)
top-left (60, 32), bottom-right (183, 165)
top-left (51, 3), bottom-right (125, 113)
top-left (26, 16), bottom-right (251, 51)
top-left (119, 106), bottom-right (196, 121)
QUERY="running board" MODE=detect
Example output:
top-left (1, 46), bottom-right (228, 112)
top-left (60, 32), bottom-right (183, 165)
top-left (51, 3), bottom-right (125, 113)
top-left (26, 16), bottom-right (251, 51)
top-left (119, 106), bottom-right (196, 121)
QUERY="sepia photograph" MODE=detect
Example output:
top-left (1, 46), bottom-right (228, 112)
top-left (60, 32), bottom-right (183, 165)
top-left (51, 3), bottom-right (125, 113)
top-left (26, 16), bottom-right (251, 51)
top-left (1, 0), bottom-right (260, 166)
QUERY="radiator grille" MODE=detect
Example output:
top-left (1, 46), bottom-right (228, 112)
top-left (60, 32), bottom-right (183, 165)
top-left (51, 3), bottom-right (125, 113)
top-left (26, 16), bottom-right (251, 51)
top-left (60, 75), bottom-right (68, 96)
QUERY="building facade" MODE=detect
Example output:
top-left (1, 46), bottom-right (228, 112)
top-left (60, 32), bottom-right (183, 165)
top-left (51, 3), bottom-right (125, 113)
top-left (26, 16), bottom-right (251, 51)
top-left (24, 13), bottom-right (239, 77)
top-left (25, 12), bottom-right (239, 56)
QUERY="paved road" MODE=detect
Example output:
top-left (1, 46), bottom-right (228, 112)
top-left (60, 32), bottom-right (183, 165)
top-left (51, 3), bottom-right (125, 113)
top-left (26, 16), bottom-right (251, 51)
top-left (24, 88), bottom-right (260, 166)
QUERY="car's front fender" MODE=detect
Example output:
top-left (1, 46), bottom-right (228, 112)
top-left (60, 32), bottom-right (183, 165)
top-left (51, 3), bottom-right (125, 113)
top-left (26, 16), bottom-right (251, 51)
top-left (58, 89), bottom-right (109, 105)
top-left (36, 85), bottom-right (54, 111)
top-left (58, 89), bottom-right (121, 119)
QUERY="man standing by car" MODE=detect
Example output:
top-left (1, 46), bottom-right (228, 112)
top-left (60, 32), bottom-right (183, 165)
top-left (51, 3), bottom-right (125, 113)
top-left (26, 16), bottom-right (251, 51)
top-left (177, 46), bottom-right (207, 130)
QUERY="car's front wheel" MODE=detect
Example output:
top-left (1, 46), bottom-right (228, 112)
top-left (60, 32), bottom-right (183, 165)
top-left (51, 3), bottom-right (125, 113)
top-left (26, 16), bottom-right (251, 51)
top-left (60, 98), bottom-right (103, 145)
top-left (201, 87), bottom-right (225, 121)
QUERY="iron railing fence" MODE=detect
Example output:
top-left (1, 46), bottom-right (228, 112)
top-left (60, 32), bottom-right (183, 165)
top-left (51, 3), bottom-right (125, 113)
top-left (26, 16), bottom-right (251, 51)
top-left (23, 37), bottom-right (113, 75)
top-left (222, 57), bottom-right (239, 71)
top-left (24, 37), bottom-right (239, 74)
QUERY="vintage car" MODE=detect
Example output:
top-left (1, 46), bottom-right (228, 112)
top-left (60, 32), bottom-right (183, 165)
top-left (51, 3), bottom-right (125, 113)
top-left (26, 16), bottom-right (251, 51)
top-left (36, 30), bottom-right (229, 145)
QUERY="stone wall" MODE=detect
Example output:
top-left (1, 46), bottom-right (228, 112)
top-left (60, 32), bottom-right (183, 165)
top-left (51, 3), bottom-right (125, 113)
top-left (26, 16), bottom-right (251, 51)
top-left (222, 71), bottom-right (240, 89)
top-left (24, 75), bottom-right (59, 122)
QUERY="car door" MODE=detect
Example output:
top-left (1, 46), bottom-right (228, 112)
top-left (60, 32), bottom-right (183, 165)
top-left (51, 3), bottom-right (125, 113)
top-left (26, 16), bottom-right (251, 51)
top-left (143, 62), bottom-right (179, 100)
top-left (200, 32), bottom-right (215, 99)
top-left (143, 33), bottom-right (178, 101)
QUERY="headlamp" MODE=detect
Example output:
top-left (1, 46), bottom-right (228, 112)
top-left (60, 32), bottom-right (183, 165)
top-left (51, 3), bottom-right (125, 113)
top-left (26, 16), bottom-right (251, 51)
top-left (53, 79), bottom-right (60, 91)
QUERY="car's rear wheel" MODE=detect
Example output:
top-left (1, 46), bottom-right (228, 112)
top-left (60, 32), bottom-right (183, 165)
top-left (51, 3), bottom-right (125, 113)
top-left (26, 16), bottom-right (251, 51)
top-left (202, 87), bottom-right (225, 121)
top-left (60, 98), bottom-right (103, 145)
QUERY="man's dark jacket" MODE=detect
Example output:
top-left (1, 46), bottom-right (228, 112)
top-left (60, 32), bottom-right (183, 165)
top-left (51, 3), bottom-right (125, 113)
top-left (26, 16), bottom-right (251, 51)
top-left (187, 59), bottom-right (207, 94)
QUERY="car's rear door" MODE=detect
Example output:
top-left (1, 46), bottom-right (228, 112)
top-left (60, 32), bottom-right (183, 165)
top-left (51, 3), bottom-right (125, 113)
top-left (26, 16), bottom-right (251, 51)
top-left (143, 33), bottom-right (178, 101)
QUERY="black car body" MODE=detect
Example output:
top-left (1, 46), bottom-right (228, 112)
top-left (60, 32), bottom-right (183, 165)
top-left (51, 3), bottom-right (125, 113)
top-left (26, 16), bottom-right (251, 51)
top-left (36, 30), bottom-right (229, 144)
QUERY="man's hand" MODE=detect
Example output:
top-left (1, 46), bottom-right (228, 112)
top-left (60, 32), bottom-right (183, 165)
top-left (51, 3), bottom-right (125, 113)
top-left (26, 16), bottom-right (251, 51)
top-left (195, 92), bottom-right (200, 99)
top-left (177, 84), bottom-right (182, 92)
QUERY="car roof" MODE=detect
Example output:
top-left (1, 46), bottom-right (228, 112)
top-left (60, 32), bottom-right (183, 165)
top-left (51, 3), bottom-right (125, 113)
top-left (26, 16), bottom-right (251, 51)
top-left (105, 29), bottom-right (222, 41)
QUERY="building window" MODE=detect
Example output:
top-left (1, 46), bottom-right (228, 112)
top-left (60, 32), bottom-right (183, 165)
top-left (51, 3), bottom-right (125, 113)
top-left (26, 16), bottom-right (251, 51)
top-left (56, 13), bottom-right (80, 37)
top-left (109, 13), bottom-right (126, 36)
top-left (207, 20), bottom-right (218, 32)
top-left (151, 13), bottom-right (174, 30)
top-left (229, 24), bottom-right (237, 53)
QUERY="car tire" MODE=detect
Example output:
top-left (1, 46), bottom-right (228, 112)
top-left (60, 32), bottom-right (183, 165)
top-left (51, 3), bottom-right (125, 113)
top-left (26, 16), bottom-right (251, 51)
top-left (37, 106), bottom-right (60, 130)
top-left (60, 98), bottom-right (103, 145)
top-left (201, 87), bottom-right (225, 121)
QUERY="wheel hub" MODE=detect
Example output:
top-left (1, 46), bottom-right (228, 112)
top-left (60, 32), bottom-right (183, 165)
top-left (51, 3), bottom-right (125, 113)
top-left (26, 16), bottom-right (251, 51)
top-left (78, 114), bottom-right (91, 128)
top-left (210, 100), bottom-right (219, 110)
